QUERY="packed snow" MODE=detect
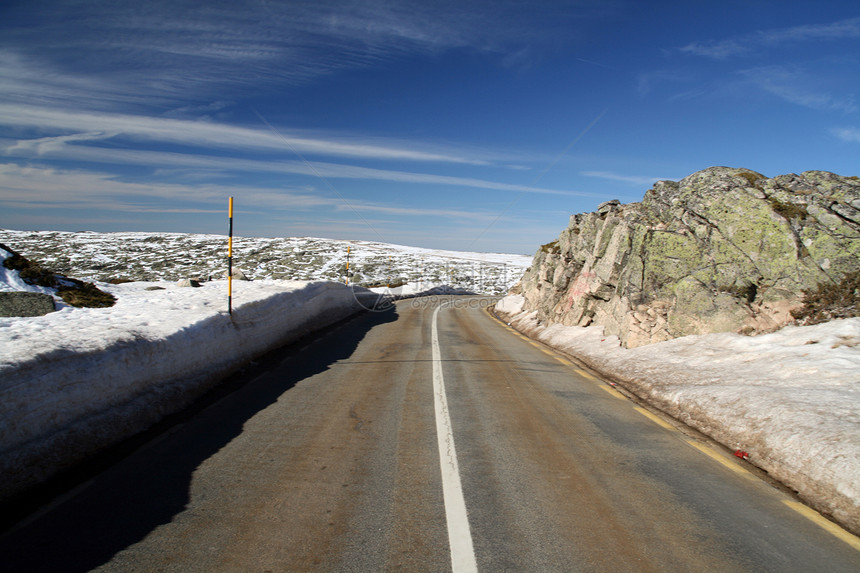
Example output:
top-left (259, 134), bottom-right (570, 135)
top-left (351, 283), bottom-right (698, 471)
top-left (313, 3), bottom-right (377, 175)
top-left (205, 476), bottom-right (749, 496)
top-left (496, 294), bottom-right (860, 535)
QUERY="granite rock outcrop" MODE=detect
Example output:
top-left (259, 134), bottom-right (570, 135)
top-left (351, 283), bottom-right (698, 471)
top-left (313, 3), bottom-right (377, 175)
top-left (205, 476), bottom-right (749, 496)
top-left (513, 167), bottom-right (860, 347)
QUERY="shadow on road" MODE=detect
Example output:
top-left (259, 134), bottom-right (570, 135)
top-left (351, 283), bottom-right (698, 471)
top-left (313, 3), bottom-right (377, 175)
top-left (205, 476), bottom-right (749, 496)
top-left (0, 306), bottom-right (398, 573)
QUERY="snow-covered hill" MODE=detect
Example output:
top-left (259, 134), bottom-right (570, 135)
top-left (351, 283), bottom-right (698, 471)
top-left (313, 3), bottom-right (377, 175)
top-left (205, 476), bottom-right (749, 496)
top-left (0, 229), bottom-right (531, 296)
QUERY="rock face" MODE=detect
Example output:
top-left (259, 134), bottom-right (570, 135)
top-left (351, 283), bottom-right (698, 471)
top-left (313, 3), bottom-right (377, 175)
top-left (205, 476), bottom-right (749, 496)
top-left (514, 167), bottom-right (860, 347)
top-left (0, 292), bottom-right (56, 317)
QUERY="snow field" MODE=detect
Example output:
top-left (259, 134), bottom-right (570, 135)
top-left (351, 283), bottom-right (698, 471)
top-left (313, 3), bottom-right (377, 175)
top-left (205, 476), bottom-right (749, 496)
top-left (0, 229), bottom-right (531, 296)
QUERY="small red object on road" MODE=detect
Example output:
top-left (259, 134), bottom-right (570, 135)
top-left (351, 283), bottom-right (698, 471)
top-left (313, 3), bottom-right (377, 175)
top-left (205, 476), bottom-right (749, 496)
top-left (734, 449), bottom-right (750, 460)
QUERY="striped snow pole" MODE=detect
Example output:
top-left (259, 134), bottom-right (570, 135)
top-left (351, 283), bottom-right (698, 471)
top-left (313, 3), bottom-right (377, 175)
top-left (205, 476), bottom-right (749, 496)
top-left (228, 197), bottom-right (233, 315)
top-left (345, 245), bottom-right (351, 285)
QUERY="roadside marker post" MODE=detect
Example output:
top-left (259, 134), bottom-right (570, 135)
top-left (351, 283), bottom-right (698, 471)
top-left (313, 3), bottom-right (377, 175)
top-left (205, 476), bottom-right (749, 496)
top-left (345, 245), bottom-right (351, 285)
top-left (228, 197), bottom-right (233, 316)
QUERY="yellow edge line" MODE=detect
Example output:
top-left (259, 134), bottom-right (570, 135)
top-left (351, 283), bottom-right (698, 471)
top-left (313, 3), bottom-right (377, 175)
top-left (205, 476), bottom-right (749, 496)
top-left (685, 439), bottom-right (753, 479)
top-left (633, 406), bottom-right (675, 430)
top-left (599, 385), bottom-right (626, 400)
top-left (500, 314), bottom-right (575, 367)
top-left (526, 339), bottom-right (574, 366)
top-left (576, 368), bottom-right (597, 381)
top-left (543, 349), bottom-right (573, 366)
top-left (782, 500), bottom-right (860, 551)
top-left (510, 324), bottom-right (607, 384)
top-left (504, 315), bottom-right (626, 404)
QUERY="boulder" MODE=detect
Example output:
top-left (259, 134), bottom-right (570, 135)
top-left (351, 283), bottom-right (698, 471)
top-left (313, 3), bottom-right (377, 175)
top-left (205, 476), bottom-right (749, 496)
top-left (0, 291), bottom-right (56, 317)
top-left (226, 268), bottom-right (250, 281)
top-left (514, 167), bottom-right (860, 347)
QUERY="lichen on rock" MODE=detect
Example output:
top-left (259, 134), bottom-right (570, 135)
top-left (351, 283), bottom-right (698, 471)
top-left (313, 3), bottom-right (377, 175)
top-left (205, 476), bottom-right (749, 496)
top-left (513, 167), bottom-right (860, 347)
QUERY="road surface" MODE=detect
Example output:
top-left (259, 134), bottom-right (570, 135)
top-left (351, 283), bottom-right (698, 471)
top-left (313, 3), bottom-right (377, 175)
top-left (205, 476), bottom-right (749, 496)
top-left (1, 296), bottom-right (858, 572)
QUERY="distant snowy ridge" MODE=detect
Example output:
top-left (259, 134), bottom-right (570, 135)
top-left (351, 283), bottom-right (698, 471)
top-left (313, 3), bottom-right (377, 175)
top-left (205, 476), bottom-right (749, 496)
top-left (0, 229), bottom-right (531, 296)
top-left (0, 274), bottom-right (382, 500)
top-left (497, 294), bottom-right (860, 535)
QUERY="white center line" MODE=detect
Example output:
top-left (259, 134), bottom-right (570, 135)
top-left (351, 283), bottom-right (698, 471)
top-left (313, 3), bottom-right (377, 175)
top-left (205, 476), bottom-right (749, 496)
top-left (432, 304), bottom-right (478, 573)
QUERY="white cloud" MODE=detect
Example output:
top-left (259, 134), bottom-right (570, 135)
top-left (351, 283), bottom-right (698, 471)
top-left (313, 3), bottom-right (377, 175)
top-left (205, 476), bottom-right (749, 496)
top-left (758, 17), bottom-right (860, 44)
top-left (340, 202), bottom-right (508, 223)
top-left (0, 163), bottom-right (332, 212)
top-left (0, 162), bottom-right (513, 231)
top-left (581, 170), bottom-right (666, 186)
top-left (2, 126), bottom-right (603, 197)
top-left (738, 66), bottom-right (858, 113)
top-left (0, 50), bottom-right (177, 111)
top-left (678, 17), bottom-right (860, 59)
top-left (6, 131), bottom-right (120, 155)
top-left (830, 127), bottom-right (860, 142)
top-left (0, 1), bottom-right (598, 107)
top-left (0, 104), bottom-right (488, 165)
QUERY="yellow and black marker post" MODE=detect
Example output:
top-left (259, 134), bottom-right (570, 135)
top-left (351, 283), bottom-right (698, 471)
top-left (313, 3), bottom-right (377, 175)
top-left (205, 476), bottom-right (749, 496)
top-left (345, 245), bottom-right (351, 285)
top-left (228, 197), bottom-right (233, 316)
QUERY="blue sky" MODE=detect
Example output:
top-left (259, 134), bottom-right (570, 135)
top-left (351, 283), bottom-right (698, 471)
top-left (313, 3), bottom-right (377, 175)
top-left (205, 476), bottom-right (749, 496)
top-left (1, 1), bottom-right (858, 254)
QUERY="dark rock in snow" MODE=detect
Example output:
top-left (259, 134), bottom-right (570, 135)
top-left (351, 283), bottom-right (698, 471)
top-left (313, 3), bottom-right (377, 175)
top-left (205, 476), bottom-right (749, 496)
top-left (0, 291), bottom-right (56, 317)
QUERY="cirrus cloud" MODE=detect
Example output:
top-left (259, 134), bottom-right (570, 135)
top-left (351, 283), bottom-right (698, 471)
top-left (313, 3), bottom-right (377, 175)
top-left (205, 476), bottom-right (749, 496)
top-left (679, 17), bottom-right (860, 59)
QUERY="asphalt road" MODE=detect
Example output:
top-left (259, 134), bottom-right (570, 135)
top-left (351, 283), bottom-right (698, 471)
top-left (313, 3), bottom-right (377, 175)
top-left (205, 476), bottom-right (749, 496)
top-left (1, 296), bottom-right (858, 572)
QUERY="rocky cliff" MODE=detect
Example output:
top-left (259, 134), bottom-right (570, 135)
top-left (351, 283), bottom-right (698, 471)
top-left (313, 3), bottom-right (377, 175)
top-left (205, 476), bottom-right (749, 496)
top-left (513, 167), bottom-right (860, 347)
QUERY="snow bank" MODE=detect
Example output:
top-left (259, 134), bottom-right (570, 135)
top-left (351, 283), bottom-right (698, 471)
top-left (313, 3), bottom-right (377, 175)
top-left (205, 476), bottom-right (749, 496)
top-left (497, 296), bottom-right (860, 534)
top-left (0, 278), bottom-right (377, 499)
top-left (494, 293), bottom-right (525, 315)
